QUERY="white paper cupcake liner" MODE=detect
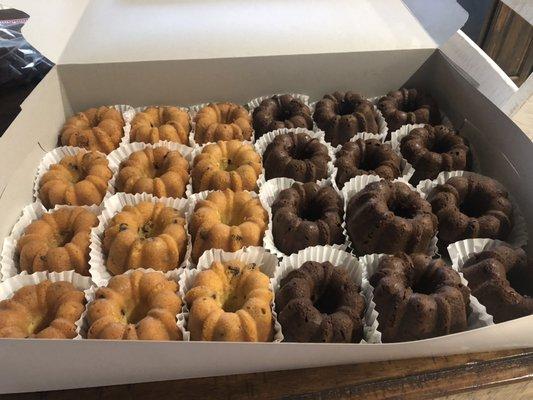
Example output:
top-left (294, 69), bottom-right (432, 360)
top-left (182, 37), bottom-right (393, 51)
top-left (416, 171), bottom-right (528, 249)
top-left (89, 192), bottom-right (191, 287)
top-left (447, 238), bottom-right (508, 273)
top-left (179, 246), bottom-right (282, 342)
top-left (0, 270), bottom-right (94, 340)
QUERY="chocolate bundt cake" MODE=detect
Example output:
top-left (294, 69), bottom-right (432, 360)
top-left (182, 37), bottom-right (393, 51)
top-left (427, 173), bottom-right (513, 247)
top-left (313, 92), bottom-right (380, 146)
top-left (378, 88), bottom-right (441, 134)
top-left (334, 139), bottom-right (402, 189)
top-left (461, 244), bottom-right (532, 323)
top-left (271, 182), bottom-right (344, 255)
top-left (400, 125), bottom-right (470, 181)
top-left (370, 253), bottom-right (470, 342)
top-left (346, 180), bottom-right (437, 256)
top-left (252, 94), bottom-right (313, 138)
top-left (263, 131), bottom-right (330, 182)
top-left (276, 261), bottom-right (366, 343)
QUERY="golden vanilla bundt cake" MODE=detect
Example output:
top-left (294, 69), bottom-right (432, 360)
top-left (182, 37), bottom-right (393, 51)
top-left (194, 103), bottom-right (253, 144)
top-left (87, 270), bottom-right (183, 340)
top-left (130, 106), bottom-right (191, 145)
top-left (60, 106), bottom-right (125, 154)
top-left (189, 189), bottom-right (268, 262)
top-left (38, 150), bottom-right (112, 208)
top-left (185, 260), bottom-right (274, 341)
top-left (102, 202), bottom-right (187, 275)
top-left (191, 140), bottom-right (262, 193)
top-left (115, 146), bottom-right (190, 198)
top-left (0, 280), bottom-right (86, 338)
top-left (16, 207), bottom-right (98, 276)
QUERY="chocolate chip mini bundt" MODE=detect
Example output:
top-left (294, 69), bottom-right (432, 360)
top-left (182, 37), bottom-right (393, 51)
top-left (263, 131), bottom-right (330, 182)
top-left (378, 88), bottom-right (441, 134)
top-left (87, 270), bottom-right (183, 340)
top-left (370, 253), bottom-right (470, 342)
top-left (130, 106), bottom-right (191, 145)
top-left (115, 146), bottom-right (190, 198)
top-left (461, 244), bottom-right (532, 322)
top-left (346, 180), bottom-right (437, 256)
top-left (334, 139), bottom-right (402, 189)
top-left (427, 173), bottom-right (513, 248)
top-left (38, 150), bottom-right (112, 208)
top-left (0, 280), bottom-right (86, 339)
top-left (252, 94), bottom-right (313, 139)
top-left (400, 125), bottom-right (470, 181)
top-left (313, 92), bottom-right (380, 146)
top-left (60, 106), bottom-right (124, 154)
top-left (194, 103), bottom-right (253, 144)
top-left (276, 261), bottom-right (365, 343)
top-left (271, 182), bottom-right (344, 255)
top-left (185, 260), bottom-right (274, 342)
top-left (16, 207), bottom-right (98, 275)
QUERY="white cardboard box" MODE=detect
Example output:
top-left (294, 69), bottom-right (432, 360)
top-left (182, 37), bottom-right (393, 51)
top-left (0, 0), bottom-right (532, 394)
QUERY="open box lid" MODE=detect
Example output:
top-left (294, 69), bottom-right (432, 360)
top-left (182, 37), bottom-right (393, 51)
top-left (17, 0), bottom-right (467, 65)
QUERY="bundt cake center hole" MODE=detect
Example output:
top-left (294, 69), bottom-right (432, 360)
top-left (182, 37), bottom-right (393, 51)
top-left (222, 294), bottom-right (245, 313)
top-left (337, 101), bottom-right (357, 116)
top-left (388, 201), bottom-right (417, 219)
top-left (54, 230), bottom-right (75, 246)
top-left (219, 158), bottom-right (238, 172)
top-left (300, 204), bottom-right (322, 222)
top-left (126, 303), bottom-right (151, 324)
top-left (430, 136), bottom-right (454, 154)
top-left (459, 195), bottom-right (487, 218)
top-left (411, 273), bottom-right (439, 295)
top-left (67, 163), bottom-right (85, 182)
top-left (290, 145), bottom-right (312, 161)
top-left (138, 221), bottom-right (156, 239)
top-left (31, 312), bottom-right (55, 335)
top-left (314, 287), bottom-right (341, 315)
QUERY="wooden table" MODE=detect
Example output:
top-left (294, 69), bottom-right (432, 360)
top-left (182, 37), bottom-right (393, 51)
top-left (3, 348), bottom-right (532, 399)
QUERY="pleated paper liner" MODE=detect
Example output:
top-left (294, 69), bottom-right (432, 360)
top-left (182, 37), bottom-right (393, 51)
top-left (448, 238), bottom-right (509, 272)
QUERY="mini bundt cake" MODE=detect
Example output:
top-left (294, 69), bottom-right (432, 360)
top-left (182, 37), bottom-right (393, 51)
top-left (16, 207), bottom-right (98, 275)
top-left (346, 180), bottom-right (437, 256)
top-left (276, 261), bottom-right (365, 343)
top-left (271, 182), bottom-right (344, 255)
top-left (370, 253), bottom-right (470, 342)
top-left (191, 140), bottom-right (262, 193)
top-left (185, 260), bottom-right (274, 341)
top-left (189, 189), bottom-right (268, 263)
top-left (130, 106), bottom-right (191, 145)
top-left (263, 131), bottom-right (330, 182)
top-left (0, 280), bottom-right (85, 339)
top-left (313, 92), bottom-right (380, 146)
top-left (38, 150), bottom-right (112, 208)
top-left (252, 94), bottom-right (313, 138)
top-left (334, 139), bottom-right (402, 189)
top-left (194, 103), bottom-right (253, 144)
top-left (102, 202), bottom-right (187, 274)
top-left (400, 125), bottom-right (470, 181)
top-left (378, 88), bottom-right (441, 134)
top-left (115, 146), bottom-right (190, 198)
top-left (461, 244), bottom-right (532, 322)
top-left (60, 106), bottom-right (124, 154)
top-left (427, 173), bottom-right (513, 248)
top-left (87, 270), bottom-right (182, 340)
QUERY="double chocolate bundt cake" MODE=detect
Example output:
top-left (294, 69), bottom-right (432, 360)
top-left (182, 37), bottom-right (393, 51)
top-left (38, 150), bottom-right (112, 208)
top-left (0, 280), bottom-right (86, 339)
top-left (400, 125), bottom-right (470, 181)
top-left (334, 139), bottom-right (402, 189)
top-left (252, 94), bottom-right (313, 138)
top-left (16, 207), bottom-right (98, 275)
top-left (378, 88), bottom-right (441, 134)
top-left (60, 106), bottom-right (125, 154)
top-left (370, 253), bottom-right (470, 342)
top-left (191, 140), bottom-right (262, 193)
top-left (313, 92), bottom-right (380, 146)
top-left (129, 106), bottom-right (191, 145)
top-left (185, 260), bottom-right (274, 341)
top-left (194, 103), bottom-right (253, 144)
top-left (461, 244), bottom-right (532, 322)
top-left (189, 189), bottom-right (268, 262)
top-left (263, 131), bottom-right (330, 182)
top-left (271, 182), bottom-right (344, 255)
top-left (427, 173), bottom-right (513, 247)
top-left (276, 261), bottom-right (366, 343)
top-left (115, 146), bottom-right (190, 198)
top-left (87, 270), bottom-right (183, 340)
top-left (102, 201), bottom-right (188, 274)
top-left (346, 180), bottom-right (437, 256)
